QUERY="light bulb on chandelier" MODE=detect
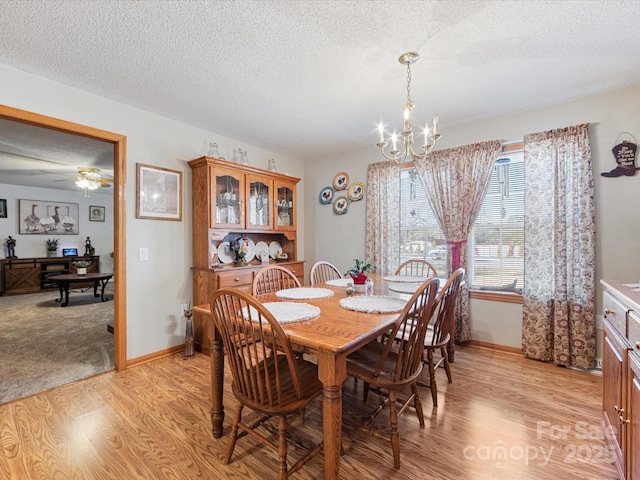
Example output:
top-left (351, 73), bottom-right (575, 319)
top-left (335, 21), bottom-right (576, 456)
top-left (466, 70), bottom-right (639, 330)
top-left (377, 51), bottom-right (442, 164)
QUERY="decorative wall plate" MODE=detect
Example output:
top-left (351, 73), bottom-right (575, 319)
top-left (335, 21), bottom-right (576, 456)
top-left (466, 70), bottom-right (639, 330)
top-left (348, 182), bottom-right (365, 201)
top-left (319, 186), bottom-right (334, 204)
top-left (333, 196), bottom-right (349, 215)
top-left (333, 172), bottom-right (349, 190)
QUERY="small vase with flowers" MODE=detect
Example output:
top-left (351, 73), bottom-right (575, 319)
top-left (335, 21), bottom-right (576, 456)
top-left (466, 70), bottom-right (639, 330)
top-left (345, 258), bottom-right (372, 292)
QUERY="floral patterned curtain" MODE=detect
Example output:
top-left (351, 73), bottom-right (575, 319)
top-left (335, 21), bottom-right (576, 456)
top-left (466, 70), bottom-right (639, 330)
top-left (365, 161), bottom-right (401, 276)
top-left (522, 124), bottom-right (595, 369)
top-left (414, 140), bottom-right (502, 343)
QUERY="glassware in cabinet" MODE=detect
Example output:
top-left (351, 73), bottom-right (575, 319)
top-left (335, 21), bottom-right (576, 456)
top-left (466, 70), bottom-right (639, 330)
top-left (275, 179), bottom-right (296, 231)
top-left (246, 173), bottom-right (273, 230)
top-left (213, 167), bottom-right (245, 228)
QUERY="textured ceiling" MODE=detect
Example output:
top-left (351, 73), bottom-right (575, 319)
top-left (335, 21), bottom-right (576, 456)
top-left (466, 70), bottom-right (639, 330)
top-left (2, 0), bottom-right (640, 180)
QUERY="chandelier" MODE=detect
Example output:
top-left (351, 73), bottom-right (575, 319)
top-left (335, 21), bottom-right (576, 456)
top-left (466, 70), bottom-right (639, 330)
top-left (377, 51), bottom-right (441, 164)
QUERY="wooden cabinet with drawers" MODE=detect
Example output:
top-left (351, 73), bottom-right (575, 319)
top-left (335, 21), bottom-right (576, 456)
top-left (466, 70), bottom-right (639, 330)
top-left (601, 280), bottom-right (640, 479)
top-left (1, 256), bottom-right (100, 295)
top-left (188, 156), bottom-right (303, 352)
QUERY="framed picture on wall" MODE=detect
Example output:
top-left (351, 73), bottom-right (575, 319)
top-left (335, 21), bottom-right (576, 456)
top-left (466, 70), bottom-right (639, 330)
top-left (18, 199), bottom-right (79, 235)
top-left (136, 163), bottom-right (182, 221)
top-left (0, 199), bottom-right (6, 218)
top-left (89, 205), bottom-right (105, 222)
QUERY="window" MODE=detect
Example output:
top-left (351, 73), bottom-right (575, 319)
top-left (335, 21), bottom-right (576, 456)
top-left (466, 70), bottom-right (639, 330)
top-left (399, 168), bottom-right (446, 274)
top-left (468, 150), bottom-right (524, 294)
top-left (398, 148), bottom-right (524, 298)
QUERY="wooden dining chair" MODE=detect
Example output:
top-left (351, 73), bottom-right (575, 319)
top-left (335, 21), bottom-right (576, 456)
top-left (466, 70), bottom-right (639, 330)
top-left (252, 265), bottom-right (301, 295)
top-left (346, 277), bottom-right (440, 469)
top-left (210, 288), bottom-right (324, 479)
top-left (395, 259), bottom-right (438, 277)
top-left (418, 268), bottom-right (465, 407)
top-left (309, 260), bottom-right (342, 285)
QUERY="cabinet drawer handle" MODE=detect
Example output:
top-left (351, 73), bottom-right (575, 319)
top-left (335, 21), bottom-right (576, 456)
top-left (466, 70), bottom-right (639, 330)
top-left (605, 308), bottom-right (614, 315)
top-left (637, 342), bottom-right (640, 350)
top-left (614, 405), bottom-right (624, 414)
top-left (620, 415), bottom-right (630, 425)
top-left (234, 277), bottom-right (240, 282)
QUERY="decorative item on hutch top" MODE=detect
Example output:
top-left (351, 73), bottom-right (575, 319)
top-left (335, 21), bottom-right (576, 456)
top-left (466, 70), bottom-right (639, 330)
top-left (136, 163), bottom-right (182, 221)
top-left (601, 132), bottom-right (638, 177)
top-left (376, 51), bottom-right (442, 164)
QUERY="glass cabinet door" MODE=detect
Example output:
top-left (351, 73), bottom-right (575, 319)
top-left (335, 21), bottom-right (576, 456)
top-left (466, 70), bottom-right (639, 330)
top-left (246, 174), bottom-right (273, 230)
top-left (213, 167), bottom-right (244, 228)
top-left (275, 180), bottom-right (296, 231)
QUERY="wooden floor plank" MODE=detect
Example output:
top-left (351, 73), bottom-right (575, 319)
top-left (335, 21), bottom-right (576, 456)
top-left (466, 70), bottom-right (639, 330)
top-left (0, 345), bottom-right (619, 479)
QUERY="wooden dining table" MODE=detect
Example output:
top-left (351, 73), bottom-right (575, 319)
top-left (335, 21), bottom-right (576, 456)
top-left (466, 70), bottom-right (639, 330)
top-left (193, 273), bottom-right (417, 479)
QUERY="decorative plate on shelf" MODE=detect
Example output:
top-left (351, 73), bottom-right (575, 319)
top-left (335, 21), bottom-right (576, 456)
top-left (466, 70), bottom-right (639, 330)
top-left (333, 196), bottom-right (349, 215)
top-left (241, 237), bottom-right (256, 262)
top-left (348, 182), bottom-right (365, 201)
top-left (333, 172), bottom-right (349, 190)
top-left (269, 241), bottom-right (283, 259)
top-left (217, 242), bottom-right (234, 264)
top-left (319, 186), bottom-right (334, 204)
top-left (255, 241), bottom-right (269, 260)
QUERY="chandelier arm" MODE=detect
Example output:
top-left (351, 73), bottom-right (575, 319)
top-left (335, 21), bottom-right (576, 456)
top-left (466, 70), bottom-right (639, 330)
top-left (378, 142), bottom-right (409, 163)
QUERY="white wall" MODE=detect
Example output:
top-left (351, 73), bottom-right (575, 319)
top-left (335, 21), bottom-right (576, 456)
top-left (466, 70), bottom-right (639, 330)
top-left (305, 83), bottom-right (640, 351)
top-left (0, 64), bottom-right (305, 360)
top-left (0, 184), bottom-right (114, 272)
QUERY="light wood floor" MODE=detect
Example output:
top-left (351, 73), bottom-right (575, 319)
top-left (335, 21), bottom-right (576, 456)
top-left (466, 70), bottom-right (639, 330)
top-left (0, 345), bottom-right (618, 479)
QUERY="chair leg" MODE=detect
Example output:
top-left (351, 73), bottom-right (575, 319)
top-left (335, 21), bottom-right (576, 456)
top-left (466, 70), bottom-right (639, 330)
top-left (225, 404), bottom-right (244, 464)
top-left (427, 349), bottom-right (438, 407)
top-left (363, 381), bottom-right (370, 402)
top-left (388, 389), bottom-right (401, 469)
top-left (277, 415), bottom-right (289, 480)
top-left (441, 346), bottom-right (452, 383)
top-left (411, 382), bottom-right (425, 426)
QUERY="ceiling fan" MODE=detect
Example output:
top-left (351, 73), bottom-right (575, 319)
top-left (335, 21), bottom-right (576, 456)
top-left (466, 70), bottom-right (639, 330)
top-left (75, 167), bottom-right (114, 189)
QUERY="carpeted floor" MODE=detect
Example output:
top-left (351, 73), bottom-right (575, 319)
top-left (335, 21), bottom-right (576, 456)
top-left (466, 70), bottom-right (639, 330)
top-left (0, 285), bottom-right (114, 404)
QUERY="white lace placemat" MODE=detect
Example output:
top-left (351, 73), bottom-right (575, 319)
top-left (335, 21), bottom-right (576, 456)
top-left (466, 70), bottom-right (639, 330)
top-left (383, 275), bottom-right (430, 283)
top-left (339, 295), bottom-right (406, 313)
top-left (276, 287), bottom-right (334, 300)
top-left (388, 283), bottom-right (423, 294)
top-left (325, 278), bottom-right (352, 287)
top-left (242, 302), bottom-right (321, 324)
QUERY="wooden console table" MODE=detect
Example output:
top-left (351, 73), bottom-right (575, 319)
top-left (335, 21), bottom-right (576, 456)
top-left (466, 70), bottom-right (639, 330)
top-left (1, 256), bottom-right (99, 295)
top-left (49, 272), bottom-right (113, 307)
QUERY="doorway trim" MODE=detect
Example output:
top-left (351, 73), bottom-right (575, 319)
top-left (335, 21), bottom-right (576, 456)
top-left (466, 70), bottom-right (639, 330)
top-left (0, 104), bottom-right (127, 371)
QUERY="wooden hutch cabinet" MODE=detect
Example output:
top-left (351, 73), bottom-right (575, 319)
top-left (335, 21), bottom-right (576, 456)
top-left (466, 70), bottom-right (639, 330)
top-left (601, 280), bottom-right (640, 479)
top-left (188, 156), bottom-right (304, 352)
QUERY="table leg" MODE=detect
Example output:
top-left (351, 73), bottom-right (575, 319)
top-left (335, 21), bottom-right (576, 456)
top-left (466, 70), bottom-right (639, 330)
top-left (317, 352), bottom-right (346, 480)
top-left (55, 283), bottom-right (65, 304)
top-left (60, 283), bottom-right (70, 307)
top-left (98, 278), bottom-right (111, 301)
top-left (209, 322), bottom-right (225, 438)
